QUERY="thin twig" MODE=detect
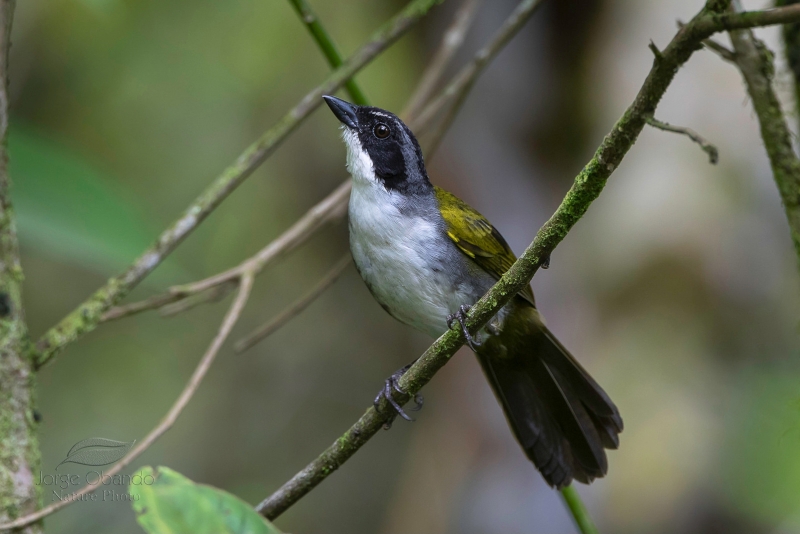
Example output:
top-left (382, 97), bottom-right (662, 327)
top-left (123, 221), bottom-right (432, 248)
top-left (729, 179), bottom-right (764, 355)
top-left (404, 0), bottom-right (483, 123)
top-left (255, 2), bottom-right (800, 520)
top-left (702, 37), bottom-right (737, 62)
top-left (101, 181), bottom-right (351, 323)
top-left (288, 0), bottom-right (370, 106)
top-left (101, 292), bottom-right (183, 322)
top-left (678, 18), bottom-right (737, 63)
top-left (417, 0), bottom-right (547, 153)
top-left (645, 116), bottom-right (720, 164)
top-left (228, 0), bottom-right (484, 353)
top-left (0, 273), bottom-right (254, 531)
top-left (175, 181), bottom-right (351, 295)
top-left (160, 280), bottom-right (237, 317)
top-left (100, 1), bottom-right (508, 326)
top-left (33, 0), bottom-right (444, 369)
top-left (235, 255), bottom-right (351, 353)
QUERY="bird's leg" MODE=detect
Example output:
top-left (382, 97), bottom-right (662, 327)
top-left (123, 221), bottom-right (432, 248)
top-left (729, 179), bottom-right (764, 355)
top-left (373, 360), bottom-right (424, 429)
top-left (447, 304), bottom-right (481, 351)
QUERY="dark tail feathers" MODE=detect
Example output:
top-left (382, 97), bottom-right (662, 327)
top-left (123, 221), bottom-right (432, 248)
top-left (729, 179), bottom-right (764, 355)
top-left (477, 327), bottom-right (622, 489)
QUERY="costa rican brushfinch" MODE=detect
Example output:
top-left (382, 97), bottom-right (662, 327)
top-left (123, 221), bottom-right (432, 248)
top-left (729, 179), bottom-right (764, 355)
top-left (323, 95), bottom-right (623, 488)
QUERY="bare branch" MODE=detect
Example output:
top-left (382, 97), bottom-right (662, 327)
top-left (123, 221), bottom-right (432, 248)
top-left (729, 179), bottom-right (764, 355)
top-left (255, 2), bottom-right (800, 520)
top-left (404, 0), bottom-right (483, 123)
top-left (101, 291), bottom-right (183, 322)
top-left (235, 255), bottom-right (351, 353)
top-left (176, 181), bottom-right (351, 295)
top-left (33, 0), bottom-right (444, 369)
top-left (645, 116), bottom-right (719, 164)
top-left (416, 0), bottom-right (547, 154)
top-left (159, 280), bottom-right (237, 317)
top-left (0, 273), bottom-right (255, 530)
top-left (99, 0), bottom-right (513, 324)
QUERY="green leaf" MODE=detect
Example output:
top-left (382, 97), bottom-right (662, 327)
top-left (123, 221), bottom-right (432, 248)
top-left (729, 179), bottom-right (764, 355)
top-left (9, 125), bottom-right (191, 283)
top-left (56, 437), bottom-right (135, 470)
top-left (130, 466), bottom-right (281, 534)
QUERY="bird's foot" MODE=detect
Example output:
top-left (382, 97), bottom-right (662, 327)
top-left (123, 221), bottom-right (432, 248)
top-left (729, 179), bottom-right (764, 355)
top-left (447, 304), bottom-right (481, 351)
top-left (373, 362), bottom-right (424, 429)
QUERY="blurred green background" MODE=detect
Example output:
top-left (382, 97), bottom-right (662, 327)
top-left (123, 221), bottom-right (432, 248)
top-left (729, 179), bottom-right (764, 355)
top-left (12, 0), bottom-right (800, 532)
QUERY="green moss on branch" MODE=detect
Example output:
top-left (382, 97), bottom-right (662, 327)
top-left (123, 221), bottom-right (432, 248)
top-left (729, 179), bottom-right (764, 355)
top-left (729, 24), bottom-right (800, 265)
top-left (33, 0), bottom-right (443, 369)
top-left (0, 1), bottom-right (42, 532)
top-left (255, 2), bottom-right (800, 520)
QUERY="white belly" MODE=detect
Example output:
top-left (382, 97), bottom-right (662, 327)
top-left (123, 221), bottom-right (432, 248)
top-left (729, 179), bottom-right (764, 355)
top-left (348, 184), bottom-right (469, 338)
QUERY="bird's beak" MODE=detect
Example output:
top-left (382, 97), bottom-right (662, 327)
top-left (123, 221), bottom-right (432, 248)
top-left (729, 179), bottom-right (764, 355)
top-left (323, 95), bottom-right (358, 129)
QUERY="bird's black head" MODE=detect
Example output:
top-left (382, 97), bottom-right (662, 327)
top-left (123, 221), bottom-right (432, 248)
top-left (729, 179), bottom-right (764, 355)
top-left (323, 95), bottom-right (431, 195)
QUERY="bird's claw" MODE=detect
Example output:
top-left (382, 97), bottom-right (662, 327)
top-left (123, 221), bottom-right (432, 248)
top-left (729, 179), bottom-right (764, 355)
top-left (373, 363), bottom-right (424, 429)
top-left (447, 304), bottom-right (481, 351)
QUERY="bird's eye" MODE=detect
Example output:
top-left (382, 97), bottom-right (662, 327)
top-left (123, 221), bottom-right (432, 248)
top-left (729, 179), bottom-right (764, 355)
top-left (373, 123), bottom-right (390, 139)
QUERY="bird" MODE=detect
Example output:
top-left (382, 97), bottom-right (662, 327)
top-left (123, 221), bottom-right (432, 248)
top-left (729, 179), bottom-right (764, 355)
top-left (322, 95), bottom-right (622, 489)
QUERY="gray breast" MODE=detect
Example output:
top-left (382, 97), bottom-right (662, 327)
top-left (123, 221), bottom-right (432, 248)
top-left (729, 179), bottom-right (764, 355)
top-left (348, 184), bottom-right (489, 337)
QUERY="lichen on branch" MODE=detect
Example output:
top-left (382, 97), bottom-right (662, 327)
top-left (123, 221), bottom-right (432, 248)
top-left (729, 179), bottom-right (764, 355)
top-left (255, 1), bottom-right (800, 520)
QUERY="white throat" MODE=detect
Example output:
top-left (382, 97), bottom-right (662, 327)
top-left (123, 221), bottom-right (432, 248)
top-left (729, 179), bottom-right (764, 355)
top-left (342, 127), bottom-right (378, 188)
top-left (344, 127), bottom-right (470, 337)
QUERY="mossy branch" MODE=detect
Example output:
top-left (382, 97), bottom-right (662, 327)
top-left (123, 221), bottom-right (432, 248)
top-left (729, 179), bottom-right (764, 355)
top-left (0, 1), bottom-right (41, 532)
top-left (255, 2), bottom-right (800, 521)
top-left (0, 274), bottom-right (255, 531)
top-left (777, 0), bottom-right (800, 132)
top-left (98, 0), bottom-right (528, 323)
top-left (729, 11), bottom-right (800, 266)
top-left (32, 0), bottom-right (444, 369)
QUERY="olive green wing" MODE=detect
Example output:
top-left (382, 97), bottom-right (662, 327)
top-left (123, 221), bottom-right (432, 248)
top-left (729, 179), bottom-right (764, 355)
top-left (434, 186), bottom-right (535, 305)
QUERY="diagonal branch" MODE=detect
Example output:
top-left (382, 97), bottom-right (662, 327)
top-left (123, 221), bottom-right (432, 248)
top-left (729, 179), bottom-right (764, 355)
top-left (33, 0), bottom-right (444, 369)
top-left (702, 37), bottom-right (737, 62)
top-left (288, 0), bottom-right (370, 106)
top-left (420, 0), bottom-right (546, 155)
top-left (403, 0), bottom-right (483, 122)
top-left (728, 12), bottom-right (800, 266)
top-left (255, 2), bottom-right (800, 521)
top-left (234, 254), bottom-right (351, 353)
top-left (100, 0), bottom-right (537, 324)
top-left (0, 273), bottom-right (255, 530)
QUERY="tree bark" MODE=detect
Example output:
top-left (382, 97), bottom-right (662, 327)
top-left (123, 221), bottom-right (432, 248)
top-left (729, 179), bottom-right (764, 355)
top-left (729, 20), bottom-right (800, 266)
top-left (0, 1), bottom-right (41, 532)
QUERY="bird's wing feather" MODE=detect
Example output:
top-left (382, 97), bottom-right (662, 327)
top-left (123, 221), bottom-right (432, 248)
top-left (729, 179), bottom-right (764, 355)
top-left (434, 186), bottom-right (535, 305)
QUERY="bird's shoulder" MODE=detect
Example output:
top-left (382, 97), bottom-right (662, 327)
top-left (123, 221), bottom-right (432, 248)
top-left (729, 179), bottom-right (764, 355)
top-left (433, 186), bottom-right (535, 305)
